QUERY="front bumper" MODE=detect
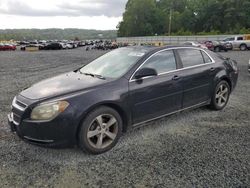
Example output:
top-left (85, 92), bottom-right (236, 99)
top-left (8, 112), bottom-right (77, 147)
top-left (8, 113), bottom-right (17, 132)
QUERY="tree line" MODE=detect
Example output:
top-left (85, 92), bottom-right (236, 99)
top-left (117, 0), bottom-right (250, 37)
top-left (0, 29), bottom-right (117, 41)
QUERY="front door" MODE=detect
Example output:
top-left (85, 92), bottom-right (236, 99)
top-left (129, 50), bottom-right (182, 125)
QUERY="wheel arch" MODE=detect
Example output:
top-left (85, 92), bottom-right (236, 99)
top-left (240, 43), bottom-right (247, 46)
top-left (217, 76), bottom-right (232, 92)
top-left (76, 102), bottom-right (131, 140)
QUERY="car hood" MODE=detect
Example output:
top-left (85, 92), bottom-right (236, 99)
top-left (20, 71), bottom-right (108, 100)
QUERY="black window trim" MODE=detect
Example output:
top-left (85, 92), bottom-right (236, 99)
top-left (129, 47), bottom-right (215, 82)
top-left (201, 50), bottom-right (212, 64)
top-left (138, 49), bottom-right (178, 75)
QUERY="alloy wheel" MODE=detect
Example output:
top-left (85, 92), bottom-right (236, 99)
top-left (87, 114), bottom-right (118, 149)
top-left (215, 84), bottom-right (229, 107)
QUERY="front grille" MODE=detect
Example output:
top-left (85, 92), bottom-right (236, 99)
top-left (12, 97), bottom-right (27, 112)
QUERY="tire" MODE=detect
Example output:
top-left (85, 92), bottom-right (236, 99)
top-left (240, 44), bottom-right (247, 51)
top-left (210, 80), bottom-right (230, 110)
top-left (78, 106), bottom-right (123, 154)
top-left (214, 46), bottom-right (220, 52)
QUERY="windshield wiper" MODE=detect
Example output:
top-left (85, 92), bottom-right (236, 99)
top-left (81, 72), bottom-right (106, 80)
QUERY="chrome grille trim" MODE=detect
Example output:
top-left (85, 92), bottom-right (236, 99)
top-left (13, 119), bottom-right (20, 126)
top-left (12, 97), bottom-right (27, 112)
top-left (10, 112), bottom-right (20, 126)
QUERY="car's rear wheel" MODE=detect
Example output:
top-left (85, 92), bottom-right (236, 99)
top-left (240, 44), bottom-right (247, 51)
top-left (78, 106), bottom-right (122, 154)
top-left (210, 80), bottom-right (230, 110)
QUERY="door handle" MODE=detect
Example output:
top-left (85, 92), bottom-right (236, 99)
top-left (210, 67), bottom-right (215, 72)
top-left (172, 75), bottom-right (180, 80)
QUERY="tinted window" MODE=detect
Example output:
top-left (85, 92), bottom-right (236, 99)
top-left (237, 37), bottom-right (243, 40)
top-left (140, 50), bottom-right (176, 74)
top-left (201, 51), bottom-right (212, 63)
top-left (178, 49), bottom-right (204, 67)
top-left (224, 38), bottom-right (234, 41)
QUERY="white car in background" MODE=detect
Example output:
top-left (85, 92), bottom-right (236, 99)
top-left (66, 43), bottom-right (74, 49)
top-left (182, 41), bottom-right (208, 49)
top-left (60, 43), bottom-right (73, 49)
top-left (223, 36), bottom-right (250, 51)
top-left (60, 43), bottom-right (67, 49)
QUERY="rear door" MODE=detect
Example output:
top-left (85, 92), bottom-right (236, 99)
top-left (176, 48), bottom-right (215, 108)
top-left (129, 50), bottom-right (183, 124)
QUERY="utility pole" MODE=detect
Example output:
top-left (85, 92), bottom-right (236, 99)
top-left (168, 8), bottom-right (172, 36)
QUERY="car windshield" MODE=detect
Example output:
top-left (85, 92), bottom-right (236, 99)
top-left (79, 47), bottom-right (149, 78)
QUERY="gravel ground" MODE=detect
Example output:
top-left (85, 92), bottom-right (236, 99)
top-left (0, 48), bottom-right (249, 187)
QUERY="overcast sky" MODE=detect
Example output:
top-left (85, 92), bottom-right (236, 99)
top-left (0, 0), bottom-right (127, 30)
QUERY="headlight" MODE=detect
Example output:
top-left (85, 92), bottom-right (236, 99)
top-left (31, 101), bottom-right (69, 120)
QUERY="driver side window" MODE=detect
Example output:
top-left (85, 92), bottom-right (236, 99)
top-left (140, 50), bottom-right (177, 75)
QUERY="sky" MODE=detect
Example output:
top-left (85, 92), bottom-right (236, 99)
top-left (0, 0), bottom-right (127, 30)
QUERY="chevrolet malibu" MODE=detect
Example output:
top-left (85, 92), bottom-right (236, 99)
top-left (8, 46), bottom-right (238, 154)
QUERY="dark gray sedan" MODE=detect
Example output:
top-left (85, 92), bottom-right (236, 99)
top-left (8, 46), bottom-right (238, 154)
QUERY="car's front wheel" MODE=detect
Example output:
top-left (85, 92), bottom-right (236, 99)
top-left (210, 80), bottom-right (230, 110)
top-left (78, 106), bottom-right (122, 154)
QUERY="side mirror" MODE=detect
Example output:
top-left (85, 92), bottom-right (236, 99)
top-left (134, 68), bottom-right (157, 80)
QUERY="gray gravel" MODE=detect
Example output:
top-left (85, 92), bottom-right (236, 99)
top-left (0, 48), bottom-right (249, 187)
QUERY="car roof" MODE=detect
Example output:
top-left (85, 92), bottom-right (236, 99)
top-left (124, 45), bottom-right (202, 50)
top-left (122, 45), bottom-right (206, 59)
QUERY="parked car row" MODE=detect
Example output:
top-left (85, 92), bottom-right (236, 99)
top-left (203, 41), bottom-right (233, 52)
top-left (223, 35), bottom-right (250, 51)
top-left (0, 43), bottom-right (16, 51)
top-left (182, 40), bottom-right (233, 52)
top-left (182, 35), bottom-right (250, 52)
top-left (17, 39), bottom-right (119, 51)
top-left (19, 40), bottom-right (82, 51)
top-left (182, 41), bottom-right (208, 49)
top-left (86, 41), bottom-right (119, 51)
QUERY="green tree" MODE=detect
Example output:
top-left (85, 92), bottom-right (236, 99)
top-left (117, 0), bottom-right (250, 37)
top-left (118, 0), bottom-right (164, 37)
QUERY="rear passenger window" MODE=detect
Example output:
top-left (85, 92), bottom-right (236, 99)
top-left (140, 50), bottom-right (176, 74)
top-left (201, 51), bottom-right (212, 63)
top-left (178, 49), bottom-right (204, 67)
